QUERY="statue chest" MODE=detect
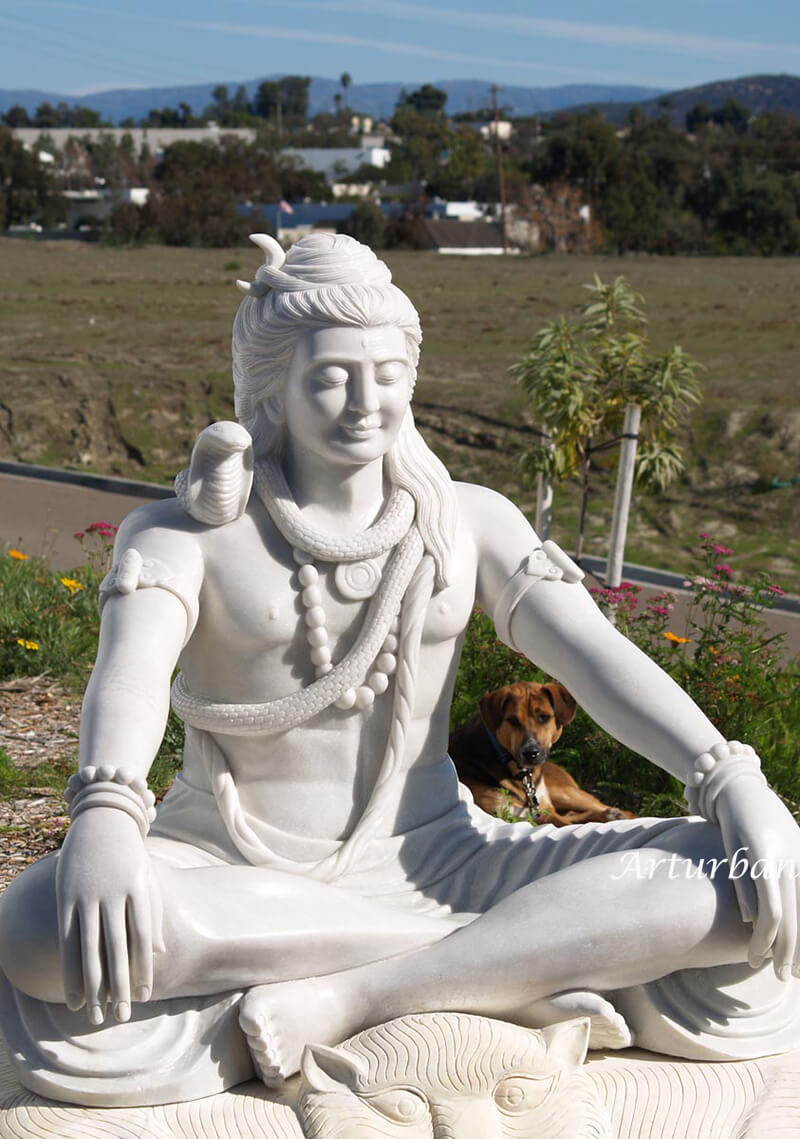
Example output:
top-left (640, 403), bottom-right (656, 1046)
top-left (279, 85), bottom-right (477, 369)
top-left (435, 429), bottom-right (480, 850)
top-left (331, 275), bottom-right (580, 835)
top-left (195, 521), bottom-right (477, 676)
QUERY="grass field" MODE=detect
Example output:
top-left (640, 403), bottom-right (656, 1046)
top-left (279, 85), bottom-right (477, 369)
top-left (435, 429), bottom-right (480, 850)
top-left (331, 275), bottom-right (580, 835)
top-left (1, 239), bottom-right (798, 587)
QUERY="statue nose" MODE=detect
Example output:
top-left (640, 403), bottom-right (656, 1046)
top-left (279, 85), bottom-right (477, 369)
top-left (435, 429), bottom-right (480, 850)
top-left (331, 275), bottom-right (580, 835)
top-left (431, 1100), bottom-right (504, 1138)
top-left (348, 369), bottom-right (380, 414)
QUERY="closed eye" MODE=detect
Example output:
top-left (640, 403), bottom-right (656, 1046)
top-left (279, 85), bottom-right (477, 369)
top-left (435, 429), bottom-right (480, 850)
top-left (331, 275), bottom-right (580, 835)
top-left (376, 361), bottom-right (408, 384)
top-left (316, 365), bottom-right (350, 386)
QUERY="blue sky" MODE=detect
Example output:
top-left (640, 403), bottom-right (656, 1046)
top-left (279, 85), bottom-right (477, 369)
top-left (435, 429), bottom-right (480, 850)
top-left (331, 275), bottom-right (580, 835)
top-left (1, 0), bottom-right (799, 95)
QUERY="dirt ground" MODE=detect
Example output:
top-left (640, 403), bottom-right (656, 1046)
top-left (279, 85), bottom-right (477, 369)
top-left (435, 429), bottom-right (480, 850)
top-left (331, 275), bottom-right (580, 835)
top-left (0, 676), bottom-right (79, 891)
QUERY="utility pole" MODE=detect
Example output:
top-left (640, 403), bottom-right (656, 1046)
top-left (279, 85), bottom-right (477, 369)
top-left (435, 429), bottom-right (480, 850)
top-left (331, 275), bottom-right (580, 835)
top-left (491, 84), bottom-right (508, 253)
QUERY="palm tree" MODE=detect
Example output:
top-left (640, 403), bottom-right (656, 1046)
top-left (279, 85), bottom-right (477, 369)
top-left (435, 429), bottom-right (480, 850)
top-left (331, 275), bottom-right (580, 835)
top-left (340, 72), bottom-right (352, 111)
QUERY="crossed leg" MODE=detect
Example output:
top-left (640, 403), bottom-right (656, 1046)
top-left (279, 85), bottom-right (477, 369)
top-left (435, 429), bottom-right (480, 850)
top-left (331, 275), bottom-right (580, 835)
top-left (239, 821), bottom-right (755, 1081)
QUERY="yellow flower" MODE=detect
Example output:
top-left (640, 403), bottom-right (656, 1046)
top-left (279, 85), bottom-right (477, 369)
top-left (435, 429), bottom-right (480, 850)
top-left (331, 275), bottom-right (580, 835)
top-left (7, 549), bottom-right (28, 560)
top-left (60, 576), bottom-right (83, 595)
top-left (663, 631), bottom-right (691, 645)
top-left (16, 638), bottom-right (39, 651)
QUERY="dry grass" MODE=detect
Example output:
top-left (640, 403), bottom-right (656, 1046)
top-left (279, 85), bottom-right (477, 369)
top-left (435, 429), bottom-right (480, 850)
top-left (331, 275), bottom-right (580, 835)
top-left (1, 240), bottom-right (799, 586)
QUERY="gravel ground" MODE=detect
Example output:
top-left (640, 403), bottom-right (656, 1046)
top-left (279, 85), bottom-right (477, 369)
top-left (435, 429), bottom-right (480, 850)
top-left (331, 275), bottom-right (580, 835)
top-left (0, 676), bottom-right (80, 891)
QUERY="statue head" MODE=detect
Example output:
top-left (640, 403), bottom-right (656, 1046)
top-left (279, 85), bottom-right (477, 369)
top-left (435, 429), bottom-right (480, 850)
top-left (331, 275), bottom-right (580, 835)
top-left (297, 1013), bottom-right (609, 1139)
top-left (232, 232), bottom-right (421, 457)
top-left (232, 232), bottom-right (455, 587)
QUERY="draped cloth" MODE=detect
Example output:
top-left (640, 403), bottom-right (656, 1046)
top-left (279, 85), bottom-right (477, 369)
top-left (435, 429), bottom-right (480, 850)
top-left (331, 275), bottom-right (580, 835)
top-left (4, 737), bottom-right (800, 1105)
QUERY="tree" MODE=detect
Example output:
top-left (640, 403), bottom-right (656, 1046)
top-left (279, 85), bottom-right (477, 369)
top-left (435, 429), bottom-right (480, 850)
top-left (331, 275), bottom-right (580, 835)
top-left (2, 105), bottom-right (31, 127)
top-left (511, 276), bottom-right (702, 561)
top-left (340, 72), bottom-right (351, 109)
top-left (0, 125), bottom-right (64, 229)
top-left (341, 200), bottom-right (385, 248)
top-left (400, 84), bottom-right (447, 116)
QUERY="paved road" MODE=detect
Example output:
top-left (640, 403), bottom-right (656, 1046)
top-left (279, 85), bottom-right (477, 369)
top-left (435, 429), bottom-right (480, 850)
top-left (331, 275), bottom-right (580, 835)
top-left (2, 464), bottom-right (798, 657)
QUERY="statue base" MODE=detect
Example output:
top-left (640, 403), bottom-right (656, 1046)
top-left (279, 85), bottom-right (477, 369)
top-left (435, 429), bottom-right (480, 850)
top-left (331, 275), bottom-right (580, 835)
top-left (3, 1014), bottom-right (800, 1138)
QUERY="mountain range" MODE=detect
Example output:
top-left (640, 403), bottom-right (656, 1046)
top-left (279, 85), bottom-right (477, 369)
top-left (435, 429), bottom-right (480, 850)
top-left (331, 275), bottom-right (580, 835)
top-left (0, 77), bottom-right (663, 122)
top-left (1, 73), bottom-right (799, 126)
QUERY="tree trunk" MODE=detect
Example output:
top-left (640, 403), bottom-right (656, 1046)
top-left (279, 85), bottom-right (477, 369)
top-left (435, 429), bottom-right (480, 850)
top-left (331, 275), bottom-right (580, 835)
top-left (575, 438), bottom-right (591, 562)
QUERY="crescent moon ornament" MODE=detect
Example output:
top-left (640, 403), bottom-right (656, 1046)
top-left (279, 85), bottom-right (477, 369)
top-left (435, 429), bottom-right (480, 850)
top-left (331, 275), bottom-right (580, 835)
top-left (335, 559), bottom-right (382, 600)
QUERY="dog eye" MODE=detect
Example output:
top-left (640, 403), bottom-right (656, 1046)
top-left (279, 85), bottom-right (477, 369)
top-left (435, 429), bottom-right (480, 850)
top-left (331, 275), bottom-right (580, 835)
top-left (537, 713), bottom-right (551, 723)
top-left (506, 715), bottom-right (521, 728)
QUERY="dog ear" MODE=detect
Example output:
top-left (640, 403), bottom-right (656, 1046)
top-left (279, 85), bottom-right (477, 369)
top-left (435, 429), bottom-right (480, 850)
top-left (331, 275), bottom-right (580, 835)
top-left (543, 683), bottom-right (577, 726)
top-left (479, 688), bottom-right (510, 731)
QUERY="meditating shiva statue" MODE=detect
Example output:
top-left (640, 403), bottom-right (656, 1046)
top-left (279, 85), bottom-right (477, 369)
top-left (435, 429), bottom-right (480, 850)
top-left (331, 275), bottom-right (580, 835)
top-left (1, 233), bottom-right (799, 1109)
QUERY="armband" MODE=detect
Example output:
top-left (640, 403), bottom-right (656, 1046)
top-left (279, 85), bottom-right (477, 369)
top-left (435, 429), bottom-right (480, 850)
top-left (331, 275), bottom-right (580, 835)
top-left (493, 540), bottom-right (584, 651)
top-left (684, 740), bottom-right (766, 822)
top-left (64, 766), bottom-right (157, 838)
top-left (99, 547), bottom-right (200, 644)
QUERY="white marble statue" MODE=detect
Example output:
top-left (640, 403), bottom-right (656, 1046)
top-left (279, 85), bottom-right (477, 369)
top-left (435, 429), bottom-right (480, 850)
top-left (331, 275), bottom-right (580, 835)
top-left (1, 233), bottom-right (799, 1111)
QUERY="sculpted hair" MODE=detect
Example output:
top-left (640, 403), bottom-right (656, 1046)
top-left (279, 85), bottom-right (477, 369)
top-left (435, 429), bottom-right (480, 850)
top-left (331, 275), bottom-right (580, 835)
top-left (231, 234), bottom-right (457, 588)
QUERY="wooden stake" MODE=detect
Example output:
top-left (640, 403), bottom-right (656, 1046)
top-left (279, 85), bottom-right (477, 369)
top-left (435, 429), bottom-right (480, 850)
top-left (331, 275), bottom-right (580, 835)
top-left (606, 404), bottom-right (641, 587)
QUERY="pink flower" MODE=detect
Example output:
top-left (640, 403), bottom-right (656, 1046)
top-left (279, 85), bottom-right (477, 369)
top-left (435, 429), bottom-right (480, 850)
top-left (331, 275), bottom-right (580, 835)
top-left (86, 521), bottom-right (118, 534)
top-left (714, 563), bottom-right (732, 577)
top-left (712, 545), bottom-right (733, 556)
top-left (649, 605), bottom-right (670, 617)
top-left (768, 584), bottom-right (786, 596)
top-left (699, 532), bottom-right (709, 539)
top-left (73, 531), bottom-right (85, 540)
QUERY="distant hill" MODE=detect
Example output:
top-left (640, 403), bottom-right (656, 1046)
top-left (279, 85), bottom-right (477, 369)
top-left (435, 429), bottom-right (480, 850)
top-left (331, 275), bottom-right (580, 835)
top-left (564, 74), bottom-right (800, 126)
top-left (0, 77), bottom-right (663, 124)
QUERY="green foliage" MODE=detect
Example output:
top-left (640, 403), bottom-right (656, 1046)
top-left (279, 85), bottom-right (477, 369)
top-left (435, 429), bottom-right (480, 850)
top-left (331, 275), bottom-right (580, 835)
top-left (0, 125), bottom-right (65, 230)
top-left (342, 200), bottom-right (386, 249)
top-left (454, 539), bottom-right (799, 821)
top-left (511, 274), bottom-right (702, 555)
top-left (0, 550), bottom-right (102, 687)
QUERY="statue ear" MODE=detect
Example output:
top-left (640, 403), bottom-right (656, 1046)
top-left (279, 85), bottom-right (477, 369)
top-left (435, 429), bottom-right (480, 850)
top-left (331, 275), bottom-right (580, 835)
top-left (543, 683), bottom-right (577, 726)
top-left (300, 1043), bottom-right (368, 1094)
top-left (540, 1018), bottom-right (590, 1070)
top-left (479, 688), bottom-right (510, 732)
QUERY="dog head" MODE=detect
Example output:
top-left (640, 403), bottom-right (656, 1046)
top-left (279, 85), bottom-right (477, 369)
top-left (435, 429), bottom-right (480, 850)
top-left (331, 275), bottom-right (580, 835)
top-left (478, 681), bottom-right (576, 770)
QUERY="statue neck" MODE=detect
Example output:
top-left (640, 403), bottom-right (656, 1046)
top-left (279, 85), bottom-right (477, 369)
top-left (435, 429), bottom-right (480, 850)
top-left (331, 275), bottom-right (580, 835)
top-left (283, 442), bottom-right (388, 534)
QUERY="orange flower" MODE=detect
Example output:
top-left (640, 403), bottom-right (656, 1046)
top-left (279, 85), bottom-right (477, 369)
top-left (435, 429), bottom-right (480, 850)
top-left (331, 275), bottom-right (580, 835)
top-left (7, 549), bottom-right (28, 560)
top-left (663, 631), bottom-right (691, 645)
top-left (60, 576), bottom-right (83, 595)
top-left (16, 638), bottom-right (39, 651)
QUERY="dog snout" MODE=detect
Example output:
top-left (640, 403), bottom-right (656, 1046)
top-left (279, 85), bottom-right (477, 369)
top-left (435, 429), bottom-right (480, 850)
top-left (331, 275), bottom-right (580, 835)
top-left (519, 737), bottom-right (545, 765)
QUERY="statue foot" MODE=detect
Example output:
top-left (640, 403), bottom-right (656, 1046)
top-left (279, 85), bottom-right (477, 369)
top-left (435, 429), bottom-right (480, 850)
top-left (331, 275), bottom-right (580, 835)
top-left (239, 979), bottom-right (356, 1086)
top-left (525, 991), bottom-right (632, 1050)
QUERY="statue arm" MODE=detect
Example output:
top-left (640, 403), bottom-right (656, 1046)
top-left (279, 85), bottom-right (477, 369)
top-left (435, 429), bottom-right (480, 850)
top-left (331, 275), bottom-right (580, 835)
top-left (466, 484), bottom-right (723, 781)
top-left (58, 504), bottom-right (203, 1025)
top-left (467, 482), bottom-right (800, 978)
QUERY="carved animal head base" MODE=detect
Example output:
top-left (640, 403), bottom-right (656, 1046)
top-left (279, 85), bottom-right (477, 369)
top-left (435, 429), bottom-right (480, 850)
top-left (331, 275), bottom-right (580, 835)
top-left (298, 1012), bottom-right (611, 1138)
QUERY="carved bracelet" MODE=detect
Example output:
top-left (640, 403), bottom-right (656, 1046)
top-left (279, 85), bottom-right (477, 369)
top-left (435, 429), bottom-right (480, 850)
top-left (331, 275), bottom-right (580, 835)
top-left (64, 767), bottom-right (157, 838)
top-left (684, 741), bottom-right (766, 823)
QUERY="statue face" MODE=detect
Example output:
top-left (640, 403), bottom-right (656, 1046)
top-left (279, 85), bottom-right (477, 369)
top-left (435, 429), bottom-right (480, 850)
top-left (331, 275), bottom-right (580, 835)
top-left (283, 325), bottom-right (413, 467)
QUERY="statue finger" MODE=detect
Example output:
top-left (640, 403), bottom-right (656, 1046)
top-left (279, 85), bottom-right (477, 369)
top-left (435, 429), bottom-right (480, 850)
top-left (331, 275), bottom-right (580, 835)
top-left (772, 872), bottom-right (798, 982)
top-left (730, 857), bottom-right (757, 926)
top-left (79, 905), bottom-right (106, 1025)
top-left (127, 891), bottom-right (154, 1002)
top-left (748, 874), bottom-right (781, 968)
top-left (100, 900), bottom-right (131, 1020)
top-left (58, 903), bottom-right (85, 1011)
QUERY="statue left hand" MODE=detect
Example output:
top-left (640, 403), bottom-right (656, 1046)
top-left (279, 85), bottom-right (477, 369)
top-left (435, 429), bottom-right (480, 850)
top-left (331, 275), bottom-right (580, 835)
top-left (715, 778), bottom-right (800, 980)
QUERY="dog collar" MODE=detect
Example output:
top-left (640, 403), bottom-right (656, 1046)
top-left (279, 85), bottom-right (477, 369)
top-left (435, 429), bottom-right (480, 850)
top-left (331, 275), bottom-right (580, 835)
top-left (478, 717), bottom-right (540, 813)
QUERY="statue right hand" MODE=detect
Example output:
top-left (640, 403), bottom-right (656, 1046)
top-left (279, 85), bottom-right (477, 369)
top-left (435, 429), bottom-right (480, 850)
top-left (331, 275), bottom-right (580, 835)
top-left (56, 807), bottom-right (159, 1025)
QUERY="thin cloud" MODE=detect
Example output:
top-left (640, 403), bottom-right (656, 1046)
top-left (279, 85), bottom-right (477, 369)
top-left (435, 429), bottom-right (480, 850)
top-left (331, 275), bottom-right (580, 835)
top-left (265, 0), bottom-right (800, 63)
top-left (170, 19), bottom-right (650, 82)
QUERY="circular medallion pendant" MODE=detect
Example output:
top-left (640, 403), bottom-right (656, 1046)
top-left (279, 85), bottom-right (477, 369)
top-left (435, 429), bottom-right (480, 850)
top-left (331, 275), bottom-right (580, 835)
top-left (335, 559), bottom-right (381, 600)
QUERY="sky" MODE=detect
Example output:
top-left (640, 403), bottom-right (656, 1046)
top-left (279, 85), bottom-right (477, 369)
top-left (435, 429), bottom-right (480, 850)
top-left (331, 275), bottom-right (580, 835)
top-left (0, 0), bottom-right (799, 96)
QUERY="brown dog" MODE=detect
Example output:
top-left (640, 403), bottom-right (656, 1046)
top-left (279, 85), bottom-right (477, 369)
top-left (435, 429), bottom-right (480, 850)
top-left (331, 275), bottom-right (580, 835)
top-left (449, 681), bottom-right (635, 826)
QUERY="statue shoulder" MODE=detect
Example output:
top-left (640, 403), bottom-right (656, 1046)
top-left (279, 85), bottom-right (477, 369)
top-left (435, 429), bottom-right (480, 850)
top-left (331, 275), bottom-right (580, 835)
top-left (453, 481), bottom-right (538, 552)
top-left (113, 498), bottom-right (206, 590)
